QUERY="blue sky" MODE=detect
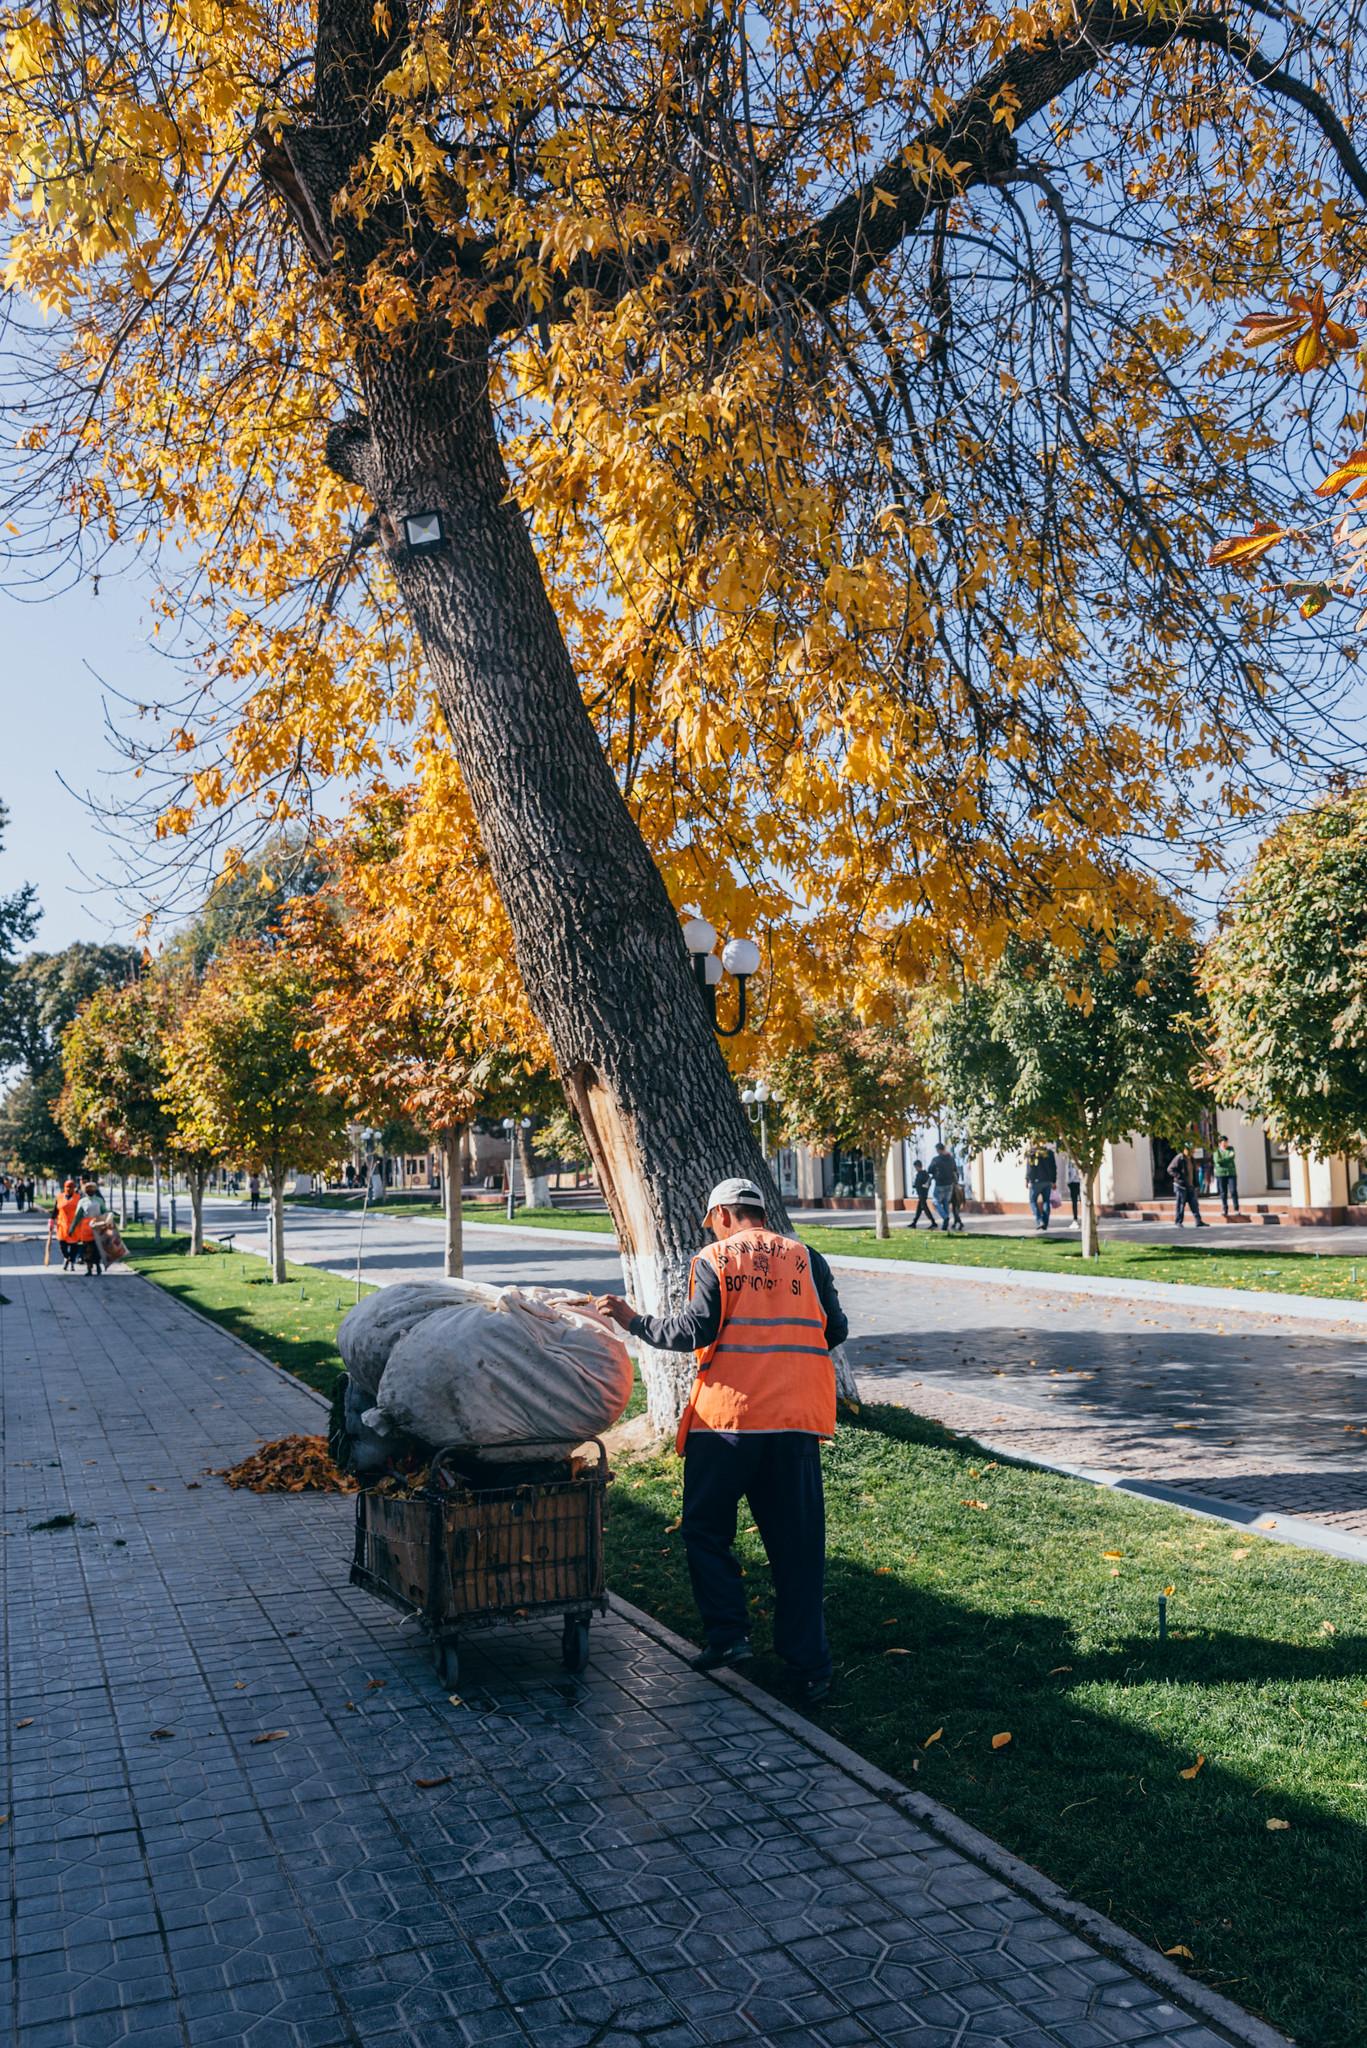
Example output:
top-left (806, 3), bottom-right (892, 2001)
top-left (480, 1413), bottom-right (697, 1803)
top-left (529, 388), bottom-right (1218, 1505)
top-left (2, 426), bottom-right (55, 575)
top-left (0, 573), bottom-right (215, 953)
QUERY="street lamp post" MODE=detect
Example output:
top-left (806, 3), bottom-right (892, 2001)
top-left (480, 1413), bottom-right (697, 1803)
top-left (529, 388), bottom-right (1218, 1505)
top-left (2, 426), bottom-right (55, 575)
top-left (681, 917), bottom-right (762, 1037)
top-left (741, 1081), bottom-right (781, 1171)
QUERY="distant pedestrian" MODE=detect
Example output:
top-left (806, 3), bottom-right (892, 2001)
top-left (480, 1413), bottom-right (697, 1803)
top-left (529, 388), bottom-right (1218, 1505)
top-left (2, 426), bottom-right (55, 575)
top-left (908, 1160), bottom-right (934, 1228)
top-left (248, 1175), bottom-right (261, 1213)
top-left (927, 1144), bottom-right (957, 1231)
top-left (948, 1164), bottom-right (965, 1232)
top-left (74, 1179), bottom-right (107, 1275)
top-left (1065, 1157), bottom-right (1081, 1225)
top-left (1026, 1145), bottom-right (1057, 1232)
top-left (1213, 1136), bottom-right (1238, 1217)
top-left (1169, 1149), bottom-right (1207, 1227)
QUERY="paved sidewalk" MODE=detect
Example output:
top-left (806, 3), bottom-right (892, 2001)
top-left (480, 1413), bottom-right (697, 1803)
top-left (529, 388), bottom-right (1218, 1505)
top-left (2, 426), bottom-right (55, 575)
top-left (1, 1237), bottom-right (1273, 2048)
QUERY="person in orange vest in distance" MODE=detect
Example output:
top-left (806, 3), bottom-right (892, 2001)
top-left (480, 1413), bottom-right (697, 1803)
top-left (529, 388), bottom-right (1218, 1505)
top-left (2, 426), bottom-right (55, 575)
top-left (49, 1179), bottom-right (83, 1271)
top-left (596, 1176), bottom-right (848, 1704)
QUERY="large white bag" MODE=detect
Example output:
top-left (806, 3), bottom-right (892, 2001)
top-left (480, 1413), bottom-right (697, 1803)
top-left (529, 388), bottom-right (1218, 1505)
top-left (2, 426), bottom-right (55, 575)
top-left (338, 1279), bottom-right (500, 1397)
top-left (372, 1286), bottom-right (633, 1454)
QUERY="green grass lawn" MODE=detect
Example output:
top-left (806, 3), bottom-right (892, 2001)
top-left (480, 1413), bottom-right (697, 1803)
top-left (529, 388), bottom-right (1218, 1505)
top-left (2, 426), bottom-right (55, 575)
top-left (326, 1196), bottom-right (1367, 1305)
top-left (613, 1412), bottom-right (1367, 2048)
top-left (126, 1226), bottom-right (1367, 2043)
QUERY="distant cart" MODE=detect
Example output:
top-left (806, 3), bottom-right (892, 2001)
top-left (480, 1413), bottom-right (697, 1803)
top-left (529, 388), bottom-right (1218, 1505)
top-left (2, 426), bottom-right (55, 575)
top-left (350, 1440), bottom-right (609, 1687)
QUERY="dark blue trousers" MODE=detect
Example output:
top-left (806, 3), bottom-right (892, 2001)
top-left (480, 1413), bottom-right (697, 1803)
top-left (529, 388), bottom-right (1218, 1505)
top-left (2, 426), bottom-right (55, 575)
top-left (681, 1431), bottom-right (830, 1680)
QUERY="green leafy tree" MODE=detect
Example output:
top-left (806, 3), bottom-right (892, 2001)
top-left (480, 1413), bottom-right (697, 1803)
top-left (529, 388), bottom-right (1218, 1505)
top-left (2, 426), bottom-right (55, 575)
top-left (0, 942), bottom-right (141, 1079)
top-left (0, 1070), bottom-right (84, 1181)
top-left (0, 796), bottom-right (38, 1031)
top-left (767, 1010), bottom-right (935, 1241)
top-left (162, 832), bottom-right (329, 979)
top-left (1202, 786), bottom-right (1367, 1163)
top-left (163, 942), bottom-right (343, 1280)
top-left (929, 932), bottom-right (1207, 1257)
top-left (57, 979), bottom-right (179, 1238)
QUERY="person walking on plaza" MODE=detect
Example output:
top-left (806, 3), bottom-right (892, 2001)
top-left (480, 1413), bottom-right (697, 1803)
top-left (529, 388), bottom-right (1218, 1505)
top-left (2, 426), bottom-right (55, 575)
top-left (1169, 1148), bottom-right (1207, 1227)
top-left (49, 1179), bottom-right (81, 1271)
top-left (948, 1160), bottom-right (966, 1232)
top-left (909, 1159), bottom-right (934, 1228)
top-left (1026, 1144), bottom-right (1057, 1231)
top-left (1065, 1155), bottom-right (1081, 1226)
top-left (596, 1176), bottom-right (848, 1704)
top-left (74, 1178), bottom-right (108, 1275)
top-left (927, 1142), bottom-right (957, 1231)
top-left (248, 1173), bottom-right (261, 1214)
top-left (1213, 1135), bottom-right (1239, 1217)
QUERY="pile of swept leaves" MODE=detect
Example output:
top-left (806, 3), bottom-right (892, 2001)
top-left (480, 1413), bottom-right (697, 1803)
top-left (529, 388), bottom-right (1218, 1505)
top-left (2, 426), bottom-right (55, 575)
top-left (218, 1435), bottom-right (357, 1495)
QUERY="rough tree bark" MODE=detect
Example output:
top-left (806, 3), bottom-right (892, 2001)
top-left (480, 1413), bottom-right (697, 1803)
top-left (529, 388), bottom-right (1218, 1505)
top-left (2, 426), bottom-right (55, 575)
top-left (871, 1135), bottom-right (891, 1241)
top-left (152, 1158), bottom-right (163, 1242)
top-left (440, 1125), bottom-right (464, 1279)
top-left (326, 347), bottom-right (788, 1427)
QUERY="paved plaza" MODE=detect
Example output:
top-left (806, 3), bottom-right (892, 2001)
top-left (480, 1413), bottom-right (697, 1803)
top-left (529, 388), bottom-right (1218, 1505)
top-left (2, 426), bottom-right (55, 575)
top-left (201, 1200), bottom-right (1367, 1544)
top-left (0, 1232), bottom-right (1279, 2048)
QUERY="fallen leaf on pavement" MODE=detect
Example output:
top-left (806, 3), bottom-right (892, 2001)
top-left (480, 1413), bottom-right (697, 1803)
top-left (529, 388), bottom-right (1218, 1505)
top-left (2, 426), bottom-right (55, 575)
top-left (414, 1775), bottom-right (453, 1789)
top-left (250, 1730), bottom-right (289, 1745)
top-left (15, 1719), bottom-right (33, 1729)
top-left (150, 1728), bottom-right (176, 1740)
top-left (1164, 1944), bottom-right (1195, 1960)
top-left (1179, 1755), bottom-right (1205, 1780)
top-left (220, 1436), bottom-right (355, 1495)
top-left (366, 1679), bottom-right (386, 1690)
top-left (991, 1732), bottom-right (1012, 1750)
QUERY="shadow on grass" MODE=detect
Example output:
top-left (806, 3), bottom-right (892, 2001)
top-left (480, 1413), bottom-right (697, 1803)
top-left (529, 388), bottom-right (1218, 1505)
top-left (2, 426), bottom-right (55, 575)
top-left (606, 1404), bottom-right (1367, 2048)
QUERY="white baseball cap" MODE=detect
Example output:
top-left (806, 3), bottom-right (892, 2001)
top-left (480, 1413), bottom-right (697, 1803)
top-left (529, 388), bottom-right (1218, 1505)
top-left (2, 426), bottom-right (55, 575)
top-left (703, 1177), bottom-right (766, 1218)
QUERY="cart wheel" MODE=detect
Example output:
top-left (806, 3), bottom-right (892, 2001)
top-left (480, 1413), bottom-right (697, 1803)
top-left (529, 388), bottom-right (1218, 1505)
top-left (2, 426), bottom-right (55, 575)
top-left (562, 1615), bottom-right (591, 1675)
top-left (435, 1638), bottom-right (460, 1688)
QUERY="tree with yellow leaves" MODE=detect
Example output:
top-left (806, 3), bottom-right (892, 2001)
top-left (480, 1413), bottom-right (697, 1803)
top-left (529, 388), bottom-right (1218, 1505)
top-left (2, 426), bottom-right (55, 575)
top-left (4, 1), bottom-right (1367, 1419)
top-left (287, 788), bottom-right (550, 1276)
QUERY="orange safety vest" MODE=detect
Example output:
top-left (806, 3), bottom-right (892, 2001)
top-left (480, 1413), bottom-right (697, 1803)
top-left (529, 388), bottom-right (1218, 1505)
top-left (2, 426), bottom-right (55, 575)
top-left (55, 1193), bottom-right (81, 1241)
top-left (674, 1228), bottom-right (836, 1452)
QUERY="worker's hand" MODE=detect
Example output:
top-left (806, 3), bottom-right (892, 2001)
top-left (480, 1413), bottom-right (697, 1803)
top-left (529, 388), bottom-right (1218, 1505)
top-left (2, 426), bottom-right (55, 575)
top-left (594, 1293), bottom-right (637, 1330)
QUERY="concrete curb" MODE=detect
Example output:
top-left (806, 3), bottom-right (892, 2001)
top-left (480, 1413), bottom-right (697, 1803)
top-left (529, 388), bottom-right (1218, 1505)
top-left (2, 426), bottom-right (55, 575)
top-left (816, 1246), bottom-right (1367, 1329)
top-left (610, 1594), bottom-right (1295, 2048)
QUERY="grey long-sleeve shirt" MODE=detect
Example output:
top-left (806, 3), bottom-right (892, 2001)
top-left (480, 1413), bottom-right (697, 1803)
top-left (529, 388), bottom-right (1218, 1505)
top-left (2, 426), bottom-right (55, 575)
top-left (626, 1242), bottom-right (849, 1355)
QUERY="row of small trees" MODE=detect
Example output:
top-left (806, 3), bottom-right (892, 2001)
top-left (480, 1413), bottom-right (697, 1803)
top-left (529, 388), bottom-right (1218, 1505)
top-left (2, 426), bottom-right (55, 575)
top-left (769, 782), bottom-right (1367, 1258)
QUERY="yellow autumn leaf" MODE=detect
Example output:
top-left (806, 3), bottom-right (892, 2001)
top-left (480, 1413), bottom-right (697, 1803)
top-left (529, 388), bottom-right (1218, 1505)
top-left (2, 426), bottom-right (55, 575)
top-left (922, 1727), bottom-right (943, 1747)
top-left (991, 1731), bottom-right (1012, 1750)
top-left (1207, 523), bottom-right (1293, 567)
top-left (1101, 1550), bottom-right (1124, 1559)
top-left (1164, 1943), bottom-right (1195, 1960)
top-left (1179, 1755), bottom-right (1205, 1780)
top-left (1266, 1818), bottom-right (1291, 1831)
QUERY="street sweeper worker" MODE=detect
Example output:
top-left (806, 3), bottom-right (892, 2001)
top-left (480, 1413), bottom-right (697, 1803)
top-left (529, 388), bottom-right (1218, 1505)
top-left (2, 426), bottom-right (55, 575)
top-left (596, 1176), bottom-right (848, 1703)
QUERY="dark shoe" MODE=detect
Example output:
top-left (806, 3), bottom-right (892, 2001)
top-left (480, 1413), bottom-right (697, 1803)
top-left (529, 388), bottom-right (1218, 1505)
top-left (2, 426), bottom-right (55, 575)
top-left (800, 1673), bottom-right (833, 1705)
top-left (691, 1640), bottom-right (753, 1674)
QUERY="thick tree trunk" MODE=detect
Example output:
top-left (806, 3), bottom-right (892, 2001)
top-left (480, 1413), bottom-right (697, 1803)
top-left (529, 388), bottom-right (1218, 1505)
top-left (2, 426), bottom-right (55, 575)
top-left (516, 1120), bottom-right (536, 1197)
top-left (152, 1158), bottom-right (163, 1242)
top-left (189, 1167), bottom-right (206, 1257)
top-left (1081, 1164), bottom-right (1102, 1259)
top-left (343, 347), bottom-right (786, 1430)
top-left (268, 1168), bottom-right (287, 1283)
top-left (441, 1126), bottom-right (464, 1279)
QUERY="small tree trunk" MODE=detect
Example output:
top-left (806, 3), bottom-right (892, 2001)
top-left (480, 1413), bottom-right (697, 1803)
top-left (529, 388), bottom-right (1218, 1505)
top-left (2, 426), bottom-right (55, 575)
top-left (119, 1171), bottom-right (127, 1228)
top-left (169, 1169), bottom-right (178, 1236)
top-left (516, 1119), bottom-right (536, 1194)
top-left (268, 1175), bottom-right (287, 1283)
top-left (441, 1126), bottom-right (464, 1279)
top-left (152, 1158), bottom-right (163, 1242)
top-left (189, 1167), bottom-right (206, 1256)
top-left (872, 1147), bottom-right (891, 1240)
top-left (1081, 1164), bottom-right (1102, 1259)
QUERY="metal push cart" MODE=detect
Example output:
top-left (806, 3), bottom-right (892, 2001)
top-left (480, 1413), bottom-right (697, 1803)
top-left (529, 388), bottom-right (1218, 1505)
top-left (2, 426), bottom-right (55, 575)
top-left (350, 1439), bottom-right (609, 1687)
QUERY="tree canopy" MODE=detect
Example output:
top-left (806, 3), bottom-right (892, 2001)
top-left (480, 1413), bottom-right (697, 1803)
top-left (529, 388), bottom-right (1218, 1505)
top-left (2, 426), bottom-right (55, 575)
top-left (767, 1008), bottom-right (934, 1238)
top-left (929, 929), bottom-right (1208, 1253)
top-left (1202, 785), bottom-right (1367, 1159)
top-left (4, 2), bottom-right (1366, 1007)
